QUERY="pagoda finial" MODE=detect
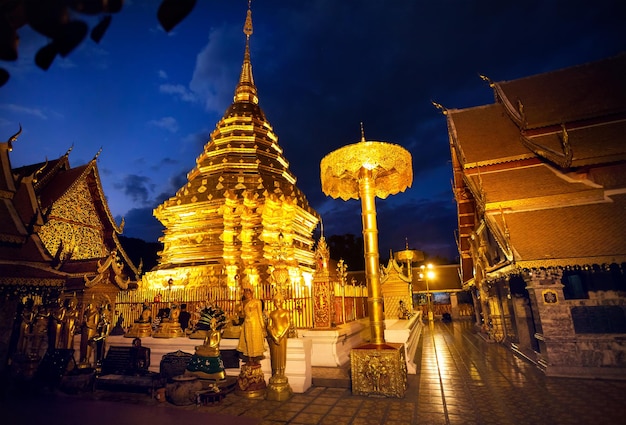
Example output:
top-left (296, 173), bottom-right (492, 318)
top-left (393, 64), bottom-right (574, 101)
top-left (234, 0), bottom-right (258, 104)
top-left (360, 122), bottom-right (366, 142)
top-left (244, 1), bottom-right (253, 37)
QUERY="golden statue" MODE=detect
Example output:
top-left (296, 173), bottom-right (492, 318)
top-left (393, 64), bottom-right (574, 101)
top-left (237, 287), bottom-right (266, 364)
top-left (79, 301), bottom-right (100, 367)
top-left (153, 302), bottom-right (185, 338)
top-left (47, 298), bottom-right (65, 350)
top-left (32, 304), bottom-right (49, 357)
top-left (266, 291), bottom-right (292, 401)
top-left (16, 298), bottom-right (35, 355)
top-left (186, 316), bottom-right (226, 380)
top-left (59, 296), bottom-right (79, 350)
top-left (196, 318), bottom-right (221, 357)
top-left (125, 302), bottom-right (152, 338)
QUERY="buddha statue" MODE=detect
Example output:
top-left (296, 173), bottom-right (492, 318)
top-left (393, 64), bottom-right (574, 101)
top-left (266, 291), bottom-right (293, 401)
top-left (153, 302), bottom-right (185, 338)
top-left (125, 302), bottom-right (153, 338)
top-left (186, 317), bottom-right (226, 380)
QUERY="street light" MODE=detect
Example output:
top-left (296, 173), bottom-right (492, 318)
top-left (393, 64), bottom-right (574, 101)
top-left (420, 264), bottom-right (435, 321)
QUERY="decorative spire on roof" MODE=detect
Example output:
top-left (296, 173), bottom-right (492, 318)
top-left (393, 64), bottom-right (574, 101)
top-left (234, 0), bottom-right (258, 104)
top-left (93, 146), bottom-right (103, 161)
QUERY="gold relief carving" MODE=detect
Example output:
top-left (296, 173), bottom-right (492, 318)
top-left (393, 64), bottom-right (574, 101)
top-left (198, 185), bottom-right (207, 193)
top-left (313, 281), bottom-right (332, 328)
top-left (40, 219), bottom-right (105, 260)
top-left (542, 289), bottom-right (558, 304)
top-left (351, 343), bottom-right (407, 398)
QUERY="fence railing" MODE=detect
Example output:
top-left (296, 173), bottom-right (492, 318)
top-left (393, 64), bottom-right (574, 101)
top-left (114, 282), bottom-right (368, 330)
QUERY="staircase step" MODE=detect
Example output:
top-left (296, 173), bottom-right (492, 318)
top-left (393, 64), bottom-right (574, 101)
top-left (311, 366), bottom-right (351, 388)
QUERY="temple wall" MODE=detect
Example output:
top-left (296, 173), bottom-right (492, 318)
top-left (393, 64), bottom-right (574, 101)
top-left (524, 276), bottom-right (626, 379)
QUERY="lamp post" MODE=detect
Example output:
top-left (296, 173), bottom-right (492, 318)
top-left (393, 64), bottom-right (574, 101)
top-left (320, 128), bottom-right (412, 397)
top-left (420, 264), bottom-right (435, 321)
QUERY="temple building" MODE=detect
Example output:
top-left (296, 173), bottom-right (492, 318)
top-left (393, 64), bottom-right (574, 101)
top-left (445, 54), bottom-right (626, 378)
top-left (0, 129), bottom-right (139, 370)
top-left (141, 5), bottom-right (320, 293)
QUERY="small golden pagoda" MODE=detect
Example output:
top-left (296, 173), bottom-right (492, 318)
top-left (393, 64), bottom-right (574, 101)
top-left (142, 3), bottom-right (320, 292)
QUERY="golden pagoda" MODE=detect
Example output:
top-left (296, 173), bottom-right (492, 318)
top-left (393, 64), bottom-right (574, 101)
top-left (142, 4), bottom-right (320, 292)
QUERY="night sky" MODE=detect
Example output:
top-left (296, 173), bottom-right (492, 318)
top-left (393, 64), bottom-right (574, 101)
top-left (1, 0), bottom-right (625, 263)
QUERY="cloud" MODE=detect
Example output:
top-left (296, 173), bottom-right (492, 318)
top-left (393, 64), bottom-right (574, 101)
top-left (0, 104), bottom-right (48, 120)
top-left (113, 174), bottom-right (155, 205)
top-left (158, 70), bottom-right (168, 79)
top-left (152, 157), bottom-right (178, 170)
top-left (148, 116), bottom-right (179, 133)
top-left (158, 83), bottom-right (197, 103)
top-left (189, 25), bottom-right (241, 114)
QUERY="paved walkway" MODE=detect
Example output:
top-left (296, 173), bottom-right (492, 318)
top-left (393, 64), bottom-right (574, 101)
top-left (3, 320), bottom-right (626, 424)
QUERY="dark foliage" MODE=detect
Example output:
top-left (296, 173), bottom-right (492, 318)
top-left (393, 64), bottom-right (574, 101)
top-left (326, 233), bottom-right (365, 271)
top-left (118, 235), bottom-right (162, 274)
top-left (0, 0), bottom-right (197, 87)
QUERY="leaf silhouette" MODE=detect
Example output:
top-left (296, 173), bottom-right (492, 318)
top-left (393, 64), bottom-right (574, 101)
top-left (55, 21), bottom-right (89, 57)
top-left (157, 0), bottom-right (197, 33)
top-left (68, 0), bottom-right (124, 14)
top-left (0, 68), bottom-right (9, 87)
top-left (90, 15), bottom-right (112, 43)
top-left (0, 24), bottom-right (18, 61)
top-left (25, 0), bottom-right (67, 39)
top-left (35, 43), bottom-right (58, 70)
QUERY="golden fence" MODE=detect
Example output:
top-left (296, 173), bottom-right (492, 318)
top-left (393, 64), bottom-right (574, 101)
top-left (114, 282), bottom-right (368, 330)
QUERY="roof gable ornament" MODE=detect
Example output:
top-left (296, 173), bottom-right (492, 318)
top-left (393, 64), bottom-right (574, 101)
top-left (431, 101), bottom-right (448, 115)
top-left (84, 249), bottom-right (130, 289)
top-left (479, 74), bottom-right (494, 88)
top-left (558, 124), bottom-right (573, 168)
top-left (5, 124), bottom-right (22, 152)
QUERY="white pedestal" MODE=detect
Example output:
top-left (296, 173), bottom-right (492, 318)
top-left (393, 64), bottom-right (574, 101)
top-left (98, 334), bottom-right (312, 393)
top-left (383, 313), bottom-right (423, 374)
top-left (301, 321), bottom-right (365, 367)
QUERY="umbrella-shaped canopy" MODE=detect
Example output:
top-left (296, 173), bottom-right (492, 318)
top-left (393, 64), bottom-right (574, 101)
top-left (320, 141), bottom-right (413, 201)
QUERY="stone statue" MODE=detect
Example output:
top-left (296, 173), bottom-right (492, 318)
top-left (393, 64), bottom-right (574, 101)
top-left (59, 296), bottom-right (79, 350)
top-left (266, 291), bottom-right (292, 401)
top-left (79, 301), bottom-right (100, 367)
top-left (237, 287), bottom-right (266, 364)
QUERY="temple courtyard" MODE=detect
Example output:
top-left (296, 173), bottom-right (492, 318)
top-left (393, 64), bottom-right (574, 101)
top-left (3, 319), bottom-right (626, 425)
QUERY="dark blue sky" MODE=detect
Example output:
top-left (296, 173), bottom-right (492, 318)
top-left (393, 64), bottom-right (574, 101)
top-left (2, 0), bottom-right (625, 263)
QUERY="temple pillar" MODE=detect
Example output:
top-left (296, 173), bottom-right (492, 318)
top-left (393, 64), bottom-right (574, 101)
top-left (450, 292), bottom-right (460, 320)
top-left (524, 268), bottom-right (576, 373)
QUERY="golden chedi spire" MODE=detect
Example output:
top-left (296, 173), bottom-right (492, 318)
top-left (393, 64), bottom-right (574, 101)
top-left (234, 3), bottom-right (258, 104)
top-left (147, 2), bottom-right (319, 290)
